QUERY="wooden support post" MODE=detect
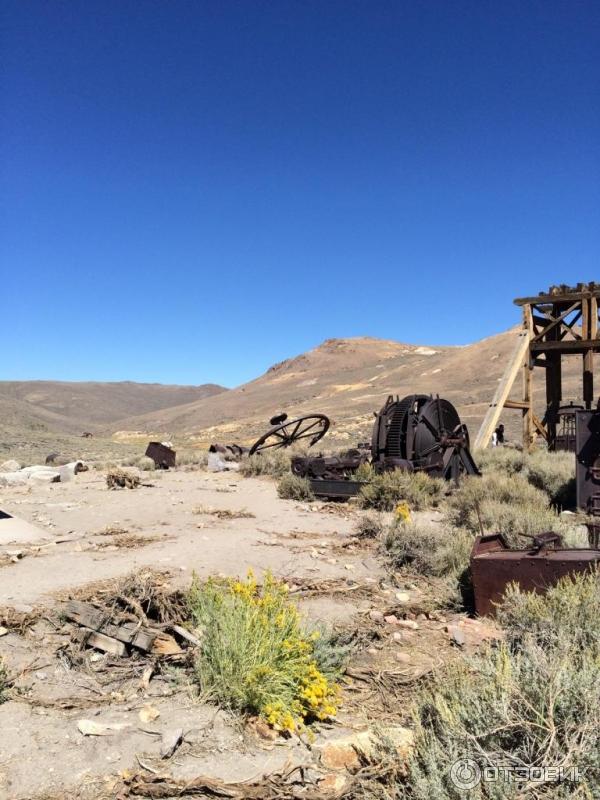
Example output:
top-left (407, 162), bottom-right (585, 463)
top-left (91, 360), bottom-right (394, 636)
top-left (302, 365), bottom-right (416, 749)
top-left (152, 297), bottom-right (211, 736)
top-left (522, 304), bottom-right (535, 451)
top-left (543, 303), bottom-right (562, 450)
top-left (583, 296), bottom-right (597, 408)
top-left (474, 330), bottom-right (531, 450)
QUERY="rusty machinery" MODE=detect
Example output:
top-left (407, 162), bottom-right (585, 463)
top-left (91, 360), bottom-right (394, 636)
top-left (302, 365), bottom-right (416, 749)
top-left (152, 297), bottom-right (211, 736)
top-left (291, 394), bottom-right (480, 498)
top-left (145, 442), bottom-right (177, 469)
top-left (471, 532), bottom-right (600, 617)
top-left (248, 413), bottom-right (330, 455)
top-left (555, 402), bottom-right (584, 452)
top-left (210, 413), bottom-right (330, 459)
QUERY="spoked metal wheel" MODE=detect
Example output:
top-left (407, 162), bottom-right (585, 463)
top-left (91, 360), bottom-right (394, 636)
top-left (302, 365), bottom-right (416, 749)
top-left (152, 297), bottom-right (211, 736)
top-left (249, 414), bottom-right (330, 455)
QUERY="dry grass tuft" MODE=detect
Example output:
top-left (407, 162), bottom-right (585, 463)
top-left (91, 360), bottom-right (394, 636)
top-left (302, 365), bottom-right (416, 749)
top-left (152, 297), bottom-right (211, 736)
top-left (353, 511), bottom-right (386, 539)
top-left (106, 468), bottom-right (140, 490)
top-left (193, 505), bottom-right (255, 519)
top-left (239, 450), bottom-right (292, 479)
top-left (445, 472), bottom-right (567, 545)
top-left (402, 572), bottom-right (600, 799)
top-left (276, 474), bottom-right (315, 501)
top-left (358, 470), bottom-right (445, 512)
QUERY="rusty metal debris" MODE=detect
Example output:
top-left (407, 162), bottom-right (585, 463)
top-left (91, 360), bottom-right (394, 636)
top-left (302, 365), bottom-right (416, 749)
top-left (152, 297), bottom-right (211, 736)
top-left (248, 413), bottom-right (330, 455)
top-left (576, 408), bottom-right (600, 516)
top-left (293, 394), bottom-right (479, 498)
top-left (210, 413), bottom-right (330, 458)
top-left (145, 441), bottom-right (177, 469)
top-left (555, 402), bottom-right (583, 452)
top-left (470, 532), bottom-right (600, 617)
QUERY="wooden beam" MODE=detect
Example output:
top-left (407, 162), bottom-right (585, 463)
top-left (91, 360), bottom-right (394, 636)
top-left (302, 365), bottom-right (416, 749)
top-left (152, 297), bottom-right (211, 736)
top-left (515, 286), bottom-right (600, 306)
top-left (522, 304), bottom-right (535, 450)
top-left (504, 399), bottom-right (530, 410)
top-left (583, 296), bottom-right (597, 408)
top-left (531, 339), bottom-right (600, 353)
top-left (474, 331), bottom-right (531, 450)
top-left (530, 302), bottom-right (581, 343)
top-left (531, 413), bottom-right (548, 440)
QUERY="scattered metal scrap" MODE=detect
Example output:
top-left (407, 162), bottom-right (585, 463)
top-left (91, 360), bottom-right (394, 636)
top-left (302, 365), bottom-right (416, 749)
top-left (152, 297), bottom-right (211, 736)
top-left (470, 532), bottom-right (600, 617)
top-left (145, 441), bottom-right (177, 469)
top-left (210, 412), bottom-right (330, 459)
top-left (576, 407), bottom-right (600, 516)
top-left (293, 394), bottom-right (479, 498)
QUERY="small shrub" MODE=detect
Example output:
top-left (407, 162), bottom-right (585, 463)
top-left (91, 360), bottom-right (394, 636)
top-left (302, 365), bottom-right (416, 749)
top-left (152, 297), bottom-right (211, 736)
top-left (358, 470), bottom-right (445, 512)
top-left (383, 520), bottom-right (474, 579)
top-left (445, 472), bottom-right (566, 544)
top-left (479, 446), bottom-right (576, 509)
top-left (309, 625), bottom-right (355, 681)
top-left (354, 461), bottom-right (376, 482)
top-left (353, 511), bottom-right (386, 539)
top-left (136, 456), bottom-right (156, 471)
top-left (177, 450), bottom-right (209, 468)
top-left (106, 468), bottom-right (140, 489)
top-left (193, 505), bottom-right (255, 519)
top-left (240, 450), bottom-right (292, 479)
top-left (497, 570), bottom-right (600, 655)
top-left (188, 571), bottom-right (340, 732)
top-left (526, 449), bottom-right (576, 508)
top-left (277, 474), bottom-right (315, 501)
top-left (402, 573), bottom-right (600, 799)
top-left (0, 659), bottom-right (7, 704)
top-left (476, 446), bottom-right (526, 476)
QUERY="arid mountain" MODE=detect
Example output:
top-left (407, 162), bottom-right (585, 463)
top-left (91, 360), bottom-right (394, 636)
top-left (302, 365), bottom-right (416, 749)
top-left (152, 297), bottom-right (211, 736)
top-left (0, 381), bottom-right (227, 436)
top-left (4, 331), bottom-right (588, 452)
top-left (114, 329), bottom-right (585, 447)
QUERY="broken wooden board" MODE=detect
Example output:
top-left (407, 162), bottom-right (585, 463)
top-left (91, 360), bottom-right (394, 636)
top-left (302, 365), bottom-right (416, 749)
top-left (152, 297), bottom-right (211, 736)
top-left (64, 599), bottom-right (183, 657)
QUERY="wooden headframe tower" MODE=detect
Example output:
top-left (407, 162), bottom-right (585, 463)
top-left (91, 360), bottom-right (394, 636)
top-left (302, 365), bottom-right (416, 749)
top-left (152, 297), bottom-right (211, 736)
top-left (475, 283), bottom-right (600, 451)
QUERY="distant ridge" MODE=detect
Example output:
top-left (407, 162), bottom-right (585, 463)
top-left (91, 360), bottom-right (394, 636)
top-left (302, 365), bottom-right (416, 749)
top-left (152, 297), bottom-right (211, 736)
top-left (0, 380), bottom-right (227, 436)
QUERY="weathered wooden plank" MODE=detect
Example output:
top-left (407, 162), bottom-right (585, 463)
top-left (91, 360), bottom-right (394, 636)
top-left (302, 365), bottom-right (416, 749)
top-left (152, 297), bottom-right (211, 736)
top-left (65, 600), bottom-right (158, 652)
top-left (474, 331), bottom-right (531, 450)
top-left (80, 627), bottom-right (127, 657)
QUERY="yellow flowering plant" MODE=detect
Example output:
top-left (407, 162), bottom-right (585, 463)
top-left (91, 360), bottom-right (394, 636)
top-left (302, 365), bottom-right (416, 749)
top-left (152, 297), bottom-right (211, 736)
top-left (188, 570), bottom-right (341, 732)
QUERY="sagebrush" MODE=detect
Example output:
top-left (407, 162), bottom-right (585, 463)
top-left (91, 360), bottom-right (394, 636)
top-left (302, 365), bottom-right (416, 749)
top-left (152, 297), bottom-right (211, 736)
top-left (383, 519), bottom-right (473, 579)
top-left (277, 473), bottom-right (315, 501)
top-left (359, 470), bottom-right (445, 512)
top-left (445, 472), bottom-right (568, 545)
top-left (239, 451), bottom-right (292, 479)
top-left (0, 659), bottom-right (6, 704)
top-left (401, 572), bottom-right (600, 799)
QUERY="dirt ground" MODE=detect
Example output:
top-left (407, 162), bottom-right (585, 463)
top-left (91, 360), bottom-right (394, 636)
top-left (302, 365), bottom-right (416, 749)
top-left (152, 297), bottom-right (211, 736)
top-left (0, 468), bottom-right (488, 800)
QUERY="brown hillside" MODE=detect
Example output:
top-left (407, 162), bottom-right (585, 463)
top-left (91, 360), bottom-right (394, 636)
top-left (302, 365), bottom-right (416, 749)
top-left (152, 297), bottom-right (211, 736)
top-left (0, 381), bottom-right (227, 436)
top-left (114, 329), bottom-right (587, 447)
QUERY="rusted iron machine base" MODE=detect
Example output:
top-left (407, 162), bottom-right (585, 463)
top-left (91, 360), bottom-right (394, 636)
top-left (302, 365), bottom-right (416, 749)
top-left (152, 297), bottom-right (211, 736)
top-left (470, 532), bottom-right (600, 617)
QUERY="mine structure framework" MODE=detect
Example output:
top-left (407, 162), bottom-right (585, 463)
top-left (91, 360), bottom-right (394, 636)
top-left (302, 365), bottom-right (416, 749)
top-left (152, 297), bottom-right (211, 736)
top-left (475, 283), bottom-right (600, 451)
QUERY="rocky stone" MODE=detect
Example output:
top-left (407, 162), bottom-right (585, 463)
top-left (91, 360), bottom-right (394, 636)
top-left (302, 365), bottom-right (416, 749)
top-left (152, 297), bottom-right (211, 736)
top-left (160, 728), bottom-right (183, 758)
top-left (368, 610), bottom-right (384, 623)
top-left (395, 652), bottom-right (411, 664)
top-left (317, 772), bottom-right (350, 795)
top-left (0, 460), bottom-right (20, 473)
top-left (384, 614), bottom-right (399, 625)
top-left (448, 625), bottom-right (466, 647)
top-left (395, 591), bottom-right (410, 604)
top-left (397, 619), bottom-right (419, 630)
top-left (314, 726), bottom-right (414, 772)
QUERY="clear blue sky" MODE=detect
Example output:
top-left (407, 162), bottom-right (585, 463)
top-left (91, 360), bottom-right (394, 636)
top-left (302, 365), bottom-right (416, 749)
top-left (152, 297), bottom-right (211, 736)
top-left (1, 1), bottom-right (598, 387)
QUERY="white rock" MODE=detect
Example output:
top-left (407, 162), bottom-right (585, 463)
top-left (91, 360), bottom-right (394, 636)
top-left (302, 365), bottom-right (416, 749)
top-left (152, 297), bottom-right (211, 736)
top-left (0, 460), bottom-right (21, 473)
